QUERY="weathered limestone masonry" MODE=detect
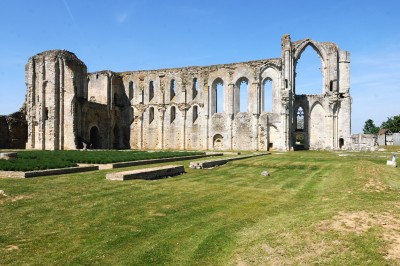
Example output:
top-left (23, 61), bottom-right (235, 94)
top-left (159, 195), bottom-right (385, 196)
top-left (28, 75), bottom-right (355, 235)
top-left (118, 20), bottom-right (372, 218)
top-left (25, 35), bottom-right (351, 151)
top-left (0, 107), bottom-right (27, 149)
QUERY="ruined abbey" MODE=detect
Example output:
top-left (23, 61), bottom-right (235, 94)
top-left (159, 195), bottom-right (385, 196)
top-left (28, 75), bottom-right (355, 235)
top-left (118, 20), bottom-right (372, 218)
top-left (24, 34), bottom-right (351, 151)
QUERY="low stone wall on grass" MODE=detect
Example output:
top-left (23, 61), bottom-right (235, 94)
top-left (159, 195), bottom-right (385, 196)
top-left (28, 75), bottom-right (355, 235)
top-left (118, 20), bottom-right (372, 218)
top-left (190, 153), bottom-right (269, 169)
top-left (106, 165), bottom-right (185, 181)
top-left (0, 165), bottom-right (99, 178)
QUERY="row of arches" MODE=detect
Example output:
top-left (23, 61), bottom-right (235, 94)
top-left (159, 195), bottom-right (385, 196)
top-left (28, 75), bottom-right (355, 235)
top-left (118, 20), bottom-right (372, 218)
top-left (127, 77), bottom-right (200, 103)
top-left (147, 105), bottom-right (200, 125)
top-left (124, 43), bottom-right (330, 110)
top-left (210, 77), bottom-right (273, 115)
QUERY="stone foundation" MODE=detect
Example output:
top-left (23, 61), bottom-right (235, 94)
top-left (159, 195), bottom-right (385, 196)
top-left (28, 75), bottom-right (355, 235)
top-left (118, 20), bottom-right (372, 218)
top-left (106, 165), bottom-right (185, 181)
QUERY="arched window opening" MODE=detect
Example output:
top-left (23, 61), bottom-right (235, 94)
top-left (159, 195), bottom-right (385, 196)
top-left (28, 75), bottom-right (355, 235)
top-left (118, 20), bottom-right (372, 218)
top-left (296, 107), bottom-right (305, 130)
top-left (129, 81), bottom-right (134, 100)
top-left (211, 78), bottom-right (224, 115)
top-left (193, 105), bottom-right (198, 122)
top-left (263, 79), bottom-right (272, 112)
top-left (170, 106), bottom-right (176, 123)
top-left (192, 78), bottom-right (198, 99)
top-left (295, 45), bottom-right (323, 95)
top-left (216, 82), bottom-right (223, 113)
top-left (170, 79), bottom-right (176, 100)
top-left (149, 81), bottom-right (154, 101)
top-left (90, 126), bottom-right (100, 149)
top-left (233, 78), bottom-right (249, 113)
top-left (141, 89), bottom-right (144, 103)
top-left (149, 107), bottom-right (154, 124)
top-left (285, 79), bottom-right (288, 88)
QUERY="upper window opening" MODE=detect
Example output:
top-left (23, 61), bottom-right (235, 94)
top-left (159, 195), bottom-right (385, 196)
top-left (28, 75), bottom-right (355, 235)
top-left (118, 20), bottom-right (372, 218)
top-left (263, 79), bottom-right (272, 112)
top-left (295, 45), bottom-right (323, 95)
top-left (211, 78), bottom-right (224, 115)
top-left (149, 81), bottom-right (154, 101)
top-left (238, 78), bottom-right (248, 113)
top-left (192, 78), bottom-right (198, 99)
top-left (170, 79), bottom-right (176, 100)
top-left (129, 81), bottom-right (134, 100)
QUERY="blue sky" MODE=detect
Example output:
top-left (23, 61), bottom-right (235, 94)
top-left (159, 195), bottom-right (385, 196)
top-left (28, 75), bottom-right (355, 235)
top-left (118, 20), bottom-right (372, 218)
top-left (0, 0), bottom-right (399, 133)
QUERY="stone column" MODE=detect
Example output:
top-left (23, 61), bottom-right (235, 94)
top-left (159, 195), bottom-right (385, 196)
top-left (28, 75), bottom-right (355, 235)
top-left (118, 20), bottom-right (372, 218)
top-left (59, 58), bottom-right (65, 150)
top-left (227, 83), bottom-right (235, 115)
top-left (178, 103), bottom-right (189, 150)
top-left (158, 106), bottom-right (165, 149)
top-left (253, 114), bottom-right (260, 150)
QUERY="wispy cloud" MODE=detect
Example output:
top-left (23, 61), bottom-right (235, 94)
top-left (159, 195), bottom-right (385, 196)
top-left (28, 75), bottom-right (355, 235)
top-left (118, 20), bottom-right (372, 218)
top-left (115, 12), bottom-right (129, 24)
top-left (62, 0), bottom-right (77, 27)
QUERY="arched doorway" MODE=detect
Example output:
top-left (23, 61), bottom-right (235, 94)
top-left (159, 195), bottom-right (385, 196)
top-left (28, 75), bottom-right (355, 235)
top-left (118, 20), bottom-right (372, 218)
top-left (213, 134), bottom-right (223, 150)
top-left (90, 126), bottom-right (100, 149)
top-left (339, 138), bottom-right (344, 149)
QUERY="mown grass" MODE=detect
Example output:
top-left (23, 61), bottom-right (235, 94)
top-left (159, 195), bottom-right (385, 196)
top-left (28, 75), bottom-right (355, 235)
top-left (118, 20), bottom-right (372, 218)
top-left (0, 149), bottom-right (399, 265)
top-left (0, 150), bottom-right (203, 171)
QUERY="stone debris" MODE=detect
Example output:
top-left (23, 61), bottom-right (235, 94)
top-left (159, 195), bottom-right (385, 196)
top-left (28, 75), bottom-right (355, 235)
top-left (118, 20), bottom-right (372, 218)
top-left (0, 152), bottom-right (17, 160)
top-left (261, 171), bottom-right (270, 177)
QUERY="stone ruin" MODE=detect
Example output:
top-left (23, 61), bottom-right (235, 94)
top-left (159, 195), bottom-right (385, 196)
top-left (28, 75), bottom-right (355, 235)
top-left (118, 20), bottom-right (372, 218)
top-left (0, 106), bottom-right (27, 149)
top-left (23, 34), bottom-right (351, 151)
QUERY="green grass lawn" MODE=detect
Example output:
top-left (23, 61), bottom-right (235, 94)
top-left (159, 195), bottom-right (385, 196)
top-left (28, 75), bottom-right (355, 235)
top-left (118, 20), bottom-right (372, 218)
top-left (0, 150), bottom-right (203, 171)
top-left (0, 150), bottom-right (399, 265)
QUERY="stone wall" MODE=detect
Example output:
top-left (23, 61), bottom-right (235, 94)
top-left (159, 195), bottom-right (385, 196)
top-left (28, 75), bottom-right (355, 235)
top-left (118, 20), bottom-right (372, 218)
top-left (350, 134), bottom-right (378, 151)
top-left (23, 35), bottom-right (352, 151)
top-left (0, 107), bottom-right (28, 149)
top-left (378, 133), bottom-right (400, 146)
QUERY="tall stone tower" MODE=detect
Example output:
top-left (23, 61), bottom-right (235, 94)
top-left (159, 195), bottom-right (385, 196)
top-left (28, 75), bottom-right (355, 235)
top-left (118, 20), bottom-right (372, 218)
top-left (25, 50), bottom-right (87, 150)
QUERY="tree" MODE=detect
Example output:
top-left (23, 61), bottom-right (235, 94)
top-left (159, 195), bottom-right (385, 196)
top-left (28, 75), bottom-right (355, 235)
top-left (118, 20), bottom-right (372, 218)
top-left (362, 119), bottom-right (379, 134)
top-left (381, 115), bottom-right (400, 133)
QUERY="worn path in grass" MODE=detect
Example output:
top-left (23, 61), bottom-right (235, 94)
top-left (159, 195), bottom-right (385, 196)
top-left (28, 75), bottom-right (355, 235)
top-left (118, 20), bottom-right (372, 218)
top-left (0, 150), bottom-right (399, 265)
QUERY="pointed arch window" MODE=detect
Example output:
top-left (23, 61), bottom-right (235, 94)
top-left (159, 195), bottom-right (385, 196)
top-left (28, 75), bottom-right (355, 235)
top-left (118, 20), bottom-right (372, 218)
top-left (262, 78), bottom-right (272, 112)
top-left (211, 78), bottom-right (224, 115)
top-left (234, 77), bottom-right (248, 113)
top-left (295, 45), bottom-right (324, 95)
top-left (296, 107), bottom-right (304, 130)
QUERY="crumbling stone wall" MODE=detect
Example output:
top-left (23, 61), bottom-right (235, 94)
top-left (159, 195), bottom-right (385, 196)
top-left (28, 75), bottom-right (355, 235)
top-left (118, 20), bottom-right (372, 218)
top-left (24, 34), bottom-right (352, 151)
top-left (0, 107), bottom-right (28, 149)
